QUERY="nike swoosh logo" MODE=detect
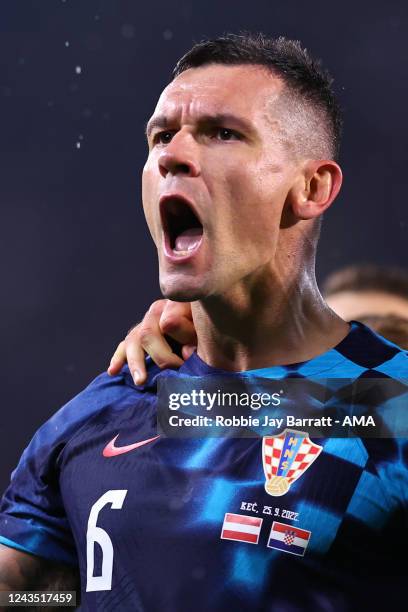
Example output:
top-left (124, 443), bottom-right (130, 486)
top-left (103, 434), bottom-right (160, 457)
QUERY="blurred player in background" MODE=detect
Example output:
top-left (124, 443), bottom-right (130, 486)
top-left (324, 264), bottom-right (408, 348)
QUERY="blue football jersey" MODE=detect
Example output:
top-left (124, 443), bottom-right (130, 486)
top-left (0, 321), bottom-right (407, 611)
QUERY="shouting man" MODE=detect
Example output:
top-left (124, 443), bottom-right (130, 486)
top-left (1, 34), bottom-right (407, 611)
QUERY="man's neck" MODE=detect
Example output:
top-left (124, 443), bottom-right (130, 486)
top-left (191, 271), bottom-right (350, 372)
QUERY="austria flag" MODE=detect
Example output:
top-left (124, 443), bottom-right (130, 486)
top-left (267, 521), bottom-right (311, 556)
top-left (221, 513), bottom-right (263, 545)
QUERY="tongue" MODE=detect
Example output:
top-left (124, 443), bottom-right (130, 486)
top-left (174, 227), bottom-right (203, 252)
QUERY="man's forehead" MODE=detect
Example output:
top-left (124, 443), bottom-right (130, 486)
top-left (152, 64), bottom-right (283, 119)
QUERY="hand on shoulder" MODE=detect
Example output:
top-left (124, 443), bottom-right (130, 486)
top-left (107, 300), bottom-right (197, 385)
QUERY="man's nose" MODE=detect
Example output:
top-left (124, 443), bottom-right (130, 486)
top-left (158, 133), bottom-right (200, 178)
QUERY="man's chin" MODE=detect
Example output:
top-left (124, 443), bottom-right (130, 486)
top-left (160, 277), bottom-right (209, 302)
top-left (160, 287), bottom-right (204, 302)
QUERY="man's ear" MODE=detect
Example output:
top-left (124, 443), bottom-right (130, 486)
top-left (289, 160), bottom-right (343, 220)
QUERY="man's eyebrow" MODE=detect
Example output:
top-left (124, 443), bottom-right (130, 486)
top-left (198, 114), bottom-right (255, 134)
top-left (145, 115), bottom-right (168, 139)
top-left (145, 113), bottom-right (255, 139)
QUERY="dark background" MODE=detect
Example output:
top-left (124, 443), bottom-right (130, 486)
top-left (1, 0), bottom-right (407, 493)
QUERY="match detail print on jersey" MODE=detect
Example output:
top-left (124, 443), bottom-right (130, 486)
top-left (102, 434), bottom-right (160, 457)
top-left (262, 429), bottom-right (322, 496)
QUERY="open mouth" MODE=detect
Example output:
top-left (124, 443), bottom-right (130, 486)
top-left (160, 196), bottom-right (203, 257)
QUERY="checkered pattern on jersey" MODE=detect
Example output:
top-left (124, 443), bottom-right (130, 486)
top-left (178, 321), bottom-right (408, 590)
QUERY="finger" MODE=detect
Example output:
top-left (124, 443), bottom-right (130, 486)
top-left (160, 299), bottom-right (193, 322)
top-left (142, 300), bottom-right (184, 368)
top-left (148, 298), bottom-right (168, 318)
top-left (107, 341), bottom-right (127, 375)
top-left (159, 301), bottom-right (197, 345)
top-left (124, 331), bottom-right (148, 385)
top-left (139, 314), bottom-right (184, 371)
top-left (181, 344), bottom-right (197, 360)
top-left (160, 315), bottom-right (197, 345)
top-left (126, 299), bottom-right (170, 384)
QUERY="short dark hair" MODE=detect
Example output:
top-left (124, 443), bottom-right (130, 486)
top-left (322, 264), bottom-right (408, 300)
top-left (173, 33), bottom-right (342, 160)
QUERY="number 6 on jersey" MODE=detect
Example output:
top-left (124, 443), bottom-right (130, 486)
top-left (86, 490), bottom-right (128, 591)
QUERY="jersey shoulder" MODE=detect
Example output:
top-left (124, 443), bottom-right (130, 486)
top-left (0, 358), bottom-right (162, 564)
top-left (335, 321), bottom-right (408, 377)
top-left (6, 356), bottom-right (164, 479)
top-left (344, 326), bottom-right (408, 506)
top-left (38, 357), bottom-right (163, 452)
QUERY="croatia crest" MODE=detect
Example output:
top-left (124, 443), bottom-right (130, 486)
top-left (262, 429), bottom-right (322, 496)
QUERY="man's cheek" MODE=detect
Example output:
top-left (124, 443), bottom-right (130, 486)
top-left (143, 211), bottom-right (158, 245)
top-left (142, 173), bottom-right (158, 236)
top-left (141, 195), bottom-right (157, 244)
top-left (142, 159), bottom-right (157, 196)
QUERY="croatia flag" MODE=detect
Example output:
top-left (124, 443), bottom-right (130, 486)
top-left (267, 521), bottom-right (311, 556)
top-left (221, 513), bottom-right (263, 545)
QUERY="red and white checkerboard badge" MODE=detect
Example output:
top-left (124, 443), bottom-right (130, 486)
top-left (221, 513), bottom-right (263, 545)
top-left (262, 429), bottom-right (322, 496)
top-left (268, 521), bottom-right (311, 556)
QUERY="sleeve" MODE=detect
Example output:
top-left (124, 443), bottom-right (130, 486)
top-left (0, 368), bottom-right (136, 566)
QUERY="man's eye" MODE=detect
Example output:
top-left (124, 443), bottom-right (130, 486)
top-left (154, 131), bottom-right (174, 144)
top-left (213, 128), bottom-right (240, 141)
